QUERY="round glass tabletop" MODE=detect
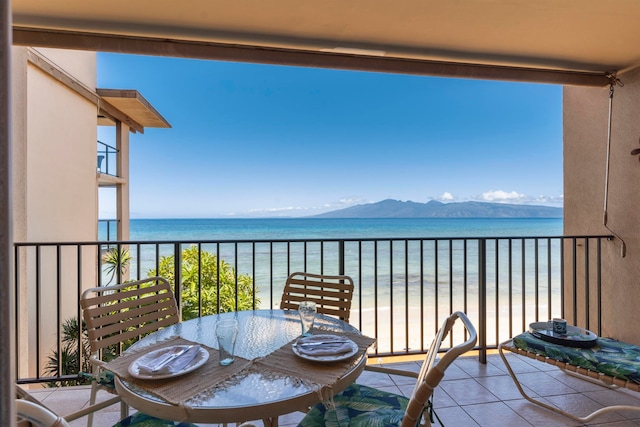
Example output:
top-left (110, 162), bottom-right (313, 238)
top-left (115, 309), bottom-right (365, 423)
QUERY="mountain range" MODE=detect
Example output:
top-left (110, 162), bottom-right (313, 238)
top-left (311, 199), bottom-right (563, 218)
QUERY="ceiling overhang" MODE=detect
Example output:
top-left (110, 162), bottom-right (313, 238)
top-left (12, 0), bottom-right (640, 87)
top-left (14, 27), bottom-right (611, 87)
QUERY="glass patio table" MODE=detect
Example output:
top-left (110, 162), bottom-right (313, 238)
top-left (113, 309), bottom-right (368, 426)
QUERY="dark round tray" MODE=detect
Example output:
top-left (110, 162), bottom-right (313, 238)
top-left (529, 321), bottom-right (598, 348)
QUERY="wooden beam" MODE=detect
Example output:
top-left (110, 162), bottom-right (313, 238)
top-left (13, 27), bottom-right (611, 88)
top-left (99, 99), bottom-right (144, 134)
top-left (26, 48), bottom-right (145, 133)
top-left (26, 48), bottom-right (100, 104)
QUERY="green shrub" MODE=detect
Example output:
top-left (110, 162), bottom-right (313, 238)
top-left (149, 245), bottom-right (258, 320)
top-left (43, 317), bottom-right (92, 387)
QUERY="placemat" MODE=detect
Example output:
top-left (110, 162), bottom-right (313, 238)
top-left (254, 329), bottom-right (376, 390)
top-left (105, 336), bottom-right (252, 405)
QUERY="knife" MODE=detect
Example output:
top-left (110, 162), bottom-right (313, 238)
top-left (295, 340), bottom-right (350, 347)
top-left (150, 345), bottom-right (194, 373)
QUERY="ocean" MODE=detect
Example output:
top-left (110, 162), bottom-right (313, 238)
top-left (127, 217), bottom-right (563, 241)
top-left (112, 217), bottom-right (565, 352)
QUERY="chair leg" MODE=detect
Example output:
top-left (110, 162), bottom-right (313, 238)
top-left (86, 382), bottom-right (98, 427)
top-left (262, 417), bottom-right (278, 427)
top-left (83, 384), bottom-right (125, 426)
top-left (120, 400), bottom-right (128, 421)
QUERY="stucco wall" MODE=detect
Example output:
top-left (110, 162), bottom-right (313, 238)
top-left (564, 67), bottom-right (640, 343)
top-left (11, 47), bottom-right (27, 243)
top-left (30, 48), bottom-right (96, 89)
top-left (26, 53), bottom-right (98, 241)
top-left (12, 48), bottom-right (99, 379)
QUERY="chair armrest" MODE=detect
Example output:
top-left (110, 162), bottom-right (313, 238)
top-left (89, 354), bottom-right (107, 368)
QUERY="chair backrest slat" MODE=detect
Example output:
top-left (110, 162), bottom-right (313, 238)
top-left (280, 272), bottom-right (354, 322)
top-left (81, 276), bottom-right (180, 354)
top-left (84, 284), bottom-right (171, 310)
top-left (88, 294), bottom-right (177, 326)
top-left (93, 316), bottom-right (178, 350)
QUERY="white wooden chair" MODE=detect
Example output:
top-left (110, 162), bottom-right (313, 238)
top-left (280, 272), bottom-right (354, 322)
top-left (80, 276), bottom-right (180, 427)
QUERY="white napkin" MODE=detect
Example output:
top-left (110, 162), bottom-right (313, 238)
top-left (136, 345), bottom-right (201, 376)
top-left (295, 335), bottom-right (354, 356)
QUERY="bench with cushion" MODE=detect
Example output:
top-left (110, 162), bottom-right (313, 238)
top-left (499, 331), bottom-right (640, 423)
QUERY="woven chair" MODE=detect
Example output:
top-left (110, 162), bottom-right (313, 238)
top-left (80, 276), bottom-right (180, 427)
top-left (298, 311), bottom-right (477, 427)
top-left (280, 272), bottom-right (354, 322)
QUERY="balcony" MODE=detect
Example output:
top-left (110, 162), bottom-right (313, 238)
top-left (25, 353), bottom-right (640, 426)
top-left (97, 140), bottom-right (124, 185)
top-left (17, 232), bottom-right (636, 425)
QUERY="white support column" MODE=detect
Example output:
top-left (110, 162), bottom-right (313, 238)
top-left (1, 0), bottom-right (16, 423)
top-left (116, 121), bottom-right (130, 241)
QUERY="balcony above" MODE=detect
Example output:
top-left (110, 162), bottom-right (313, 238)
top-left (97, 89), bottom-right (171, 134)
top-left (97, 140), bottom-right (124, 186)
top-left (97, 173), bottom-right (125, 186)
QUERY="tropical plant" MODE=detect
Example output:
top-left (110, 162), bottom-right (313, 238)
top-left (102, 247), bottom-right (131, 284)
top-left (43, 317), bottom-right (92, 387)
top-left (148, 245), bottom-right (258, 320)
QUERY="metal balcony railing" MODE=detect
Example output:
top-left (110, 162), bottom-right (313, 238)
top-left (97, 140), bottom-right (117, 176)
top-left (98, 219), bottom-right (118, 241)
top-left (13, 234), bottom-right (611, 384)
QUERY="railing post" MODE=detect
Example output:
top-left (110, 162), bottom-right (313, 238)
top-left (174, 243), bottom-right (182, 318)
top-left (338, 240), bottom-right (345, 275)
top-left (478, 238), bottom-right (487, 364)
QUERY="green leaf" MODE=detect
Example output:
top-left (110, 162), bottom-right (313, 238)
top-left (597, 362), bottom-right (636, 380)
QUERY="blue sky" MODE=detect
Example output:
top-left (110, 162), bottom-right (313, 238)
top-left (97, 53), bottom-right (563, 219)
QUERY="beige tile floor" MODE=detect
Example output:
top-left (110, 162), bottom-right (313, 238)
top-left (24, 353), bottom-right (640, 427)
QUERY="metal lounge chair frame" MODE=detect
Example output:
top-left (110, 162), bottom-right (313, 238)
top-left (499, 337), bottom-right (640, 423)
top-left (16, 384), bottom-right (200, 427)
top-left (17, 399), bottom-right (71, 427)
top-left (301, 311), bottom-right (477, 427)
top-left (370, 311), bottom-right (477, 427)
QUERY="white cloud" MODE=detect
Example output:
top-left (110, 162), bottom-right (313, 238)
top-left (473, 190), bottom-right (563, 206)
top-left (440, 192), bottom-right (454, 201)
top-left (247, 206), bottom-right (308, 213)
top-left (481, 190), bottom-right (525, 203)
top-left (237, 196), bottom-right (370, 217)
top-left (527, 194), bottom-right (564, 205)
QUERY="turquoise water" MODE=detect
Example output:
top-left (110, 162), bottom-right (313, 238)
top-left (117, 217), bottom-right (563, 310)
top-left (106, 218), bottom-right (565, 350)
top-left (117, 217), bottom-right (564, 299)
top-left (126, 217), bottom-right (563, 241)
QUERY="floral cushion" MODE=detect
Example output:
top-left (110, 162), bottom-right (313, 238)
top-left (298, 383), bottom-right (409, 427)
top-left (113, 412), bottom-right (198, 427)
top-left (513, 332), bottom-right (640, 384)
